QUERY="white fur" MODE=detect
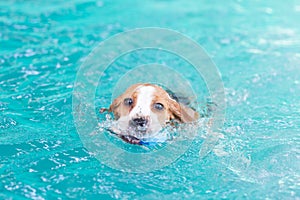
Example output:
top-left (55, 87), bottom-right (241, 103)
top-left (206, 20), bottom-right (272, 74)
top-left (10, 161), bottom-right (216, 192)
top-left (129, 86), bottom-right (155, 119)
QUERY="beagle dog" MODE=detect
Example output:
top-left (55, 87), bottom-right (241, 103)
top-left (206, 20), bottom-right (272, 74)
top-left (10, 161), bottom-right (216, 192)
top-left (101, 83), bottom-right (199, 144)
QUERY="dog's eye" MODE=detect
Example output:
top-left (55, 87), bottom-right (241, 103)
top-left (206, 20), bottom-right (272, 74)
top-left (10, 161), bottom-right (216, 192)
top-left (124, 98), bottom-right (133, 106)
top-left (154, 103), bottom-right (164, 110)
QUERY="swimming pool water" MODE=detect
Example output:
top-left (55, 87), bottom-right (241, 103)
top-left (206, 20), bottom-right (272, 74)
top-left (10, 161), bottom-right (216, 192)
top-left (1, 0), bottom-right (300, 199)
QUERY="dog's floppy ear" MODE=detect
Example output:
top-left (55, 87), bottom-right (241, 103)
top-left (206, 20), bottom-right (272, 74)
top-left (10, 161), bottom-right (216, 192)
top-left (179, 103), bottom-right (199, 122)
top-left (108, 94), bottom-right (123, 119)
top-left (168, 99), bottom-right (199, 123)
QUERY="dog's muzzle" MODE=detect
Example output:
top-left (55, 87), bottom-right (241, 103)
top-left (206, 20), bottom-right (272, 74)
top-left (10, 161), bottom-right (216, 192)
top-left (129, 117), bottom-right (149, 131)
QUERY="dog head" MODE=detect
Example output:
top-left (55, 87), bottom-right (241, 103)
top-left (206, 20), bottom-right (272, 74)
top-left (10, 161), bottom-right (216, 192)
top-left (108, 83), bottom-right (199, 135)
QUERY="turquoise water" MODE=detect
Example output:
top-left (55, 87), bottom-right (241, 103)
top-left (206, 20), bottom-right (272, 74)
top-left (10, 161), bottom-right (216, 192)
top-left (1, 0), bottom-right (300, 199)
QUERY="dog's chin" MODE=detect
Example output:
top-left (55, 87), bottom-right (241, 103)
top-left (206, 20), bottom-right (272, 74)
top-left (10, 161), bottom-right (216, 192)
top-left (119, 134), bottom-right (142, 145)
top-left (118, 128), bottom-right (153, 145)
top-left (128, 125), bottom-right (148, 134)
top-left (112, 119), bottom-right (163, 144)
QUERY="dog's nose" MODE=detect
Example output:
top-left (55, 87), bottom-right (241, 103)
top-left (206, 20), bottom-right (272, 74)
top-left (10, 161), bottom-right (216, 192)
top-left (131, 117), bottom-right (148, 127)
